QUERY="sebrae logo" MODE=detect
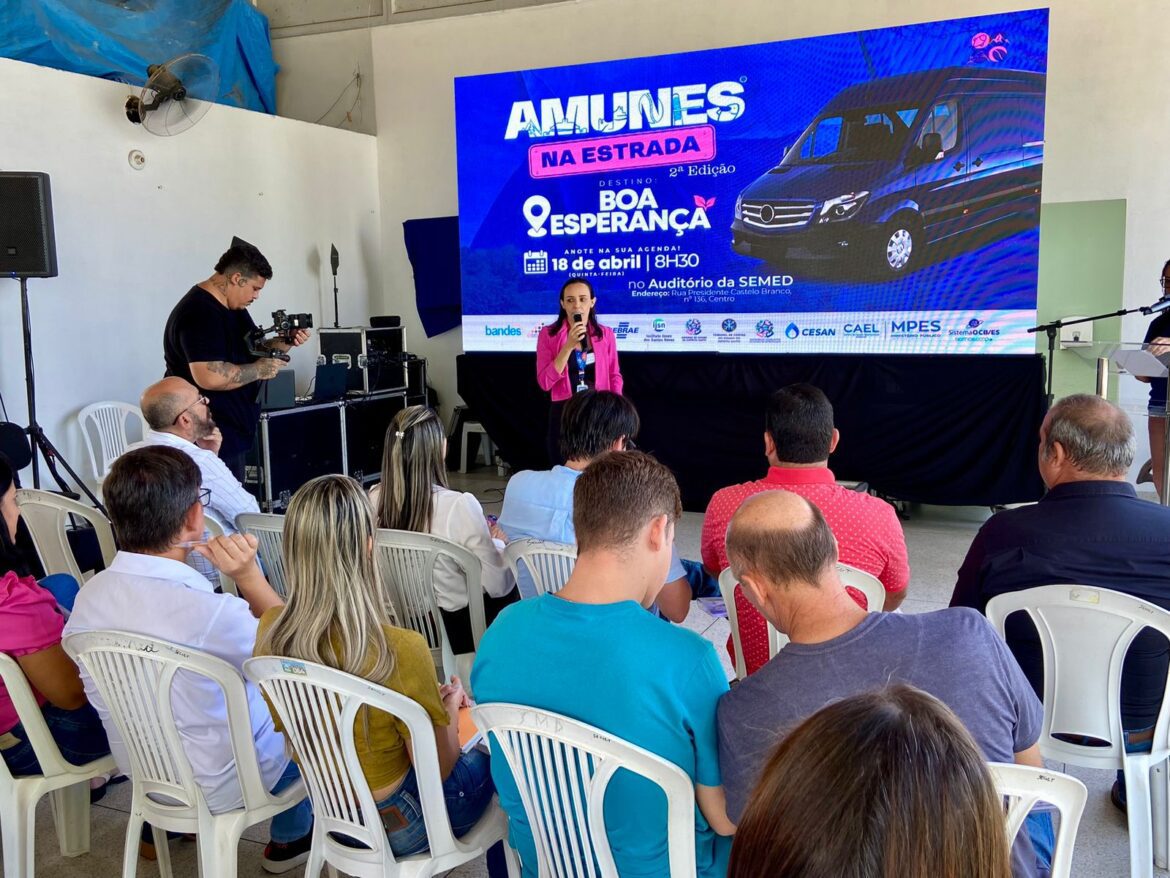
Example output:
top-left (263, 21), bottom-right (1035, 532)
top-left (505, 82), bottom-right (746, 140)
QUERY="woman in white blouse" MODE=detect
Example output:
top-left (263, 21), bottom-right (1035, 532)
top-left (370, 406), bottom-right (516, 654)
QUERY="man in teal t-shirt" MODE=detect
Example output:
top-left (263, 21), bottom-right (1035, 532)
top-left (472, 451), bottom-right (734, 877)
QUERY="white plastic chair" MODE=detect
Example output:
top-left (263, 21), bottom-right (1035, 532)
top-left (245, 656), bottom-right (518, 878)
top-left (0, 652), bottom-right (117, 878)
top-left (986, 585), bottom-right (1170, 877)
top-left (201, 509), bottom-right (238, 597)
top-left (719, 563), bottom-right (886, 679)
top-left (62, 630), bottom-right (307, 878)
top-left (503, 538), bottom-right (576, 596)
top-left (236, 512), bottom-right (288, 597)
top-left (717, 568), bottom-right (747, 681)
top-left (835, 562), bottom-right (886, 611)
top-left (77, 402), bottom-right (146, 485)
top-left (14, 489), bottom-right (115, 585)
top-left (459, 421), bottom-right (495, 474)
top-left (988, 762), bottom-right (1087, 878)
top-left (374, 529), bottom-right (486, 683)
top-left (472, 702), bottom-right (696, 877)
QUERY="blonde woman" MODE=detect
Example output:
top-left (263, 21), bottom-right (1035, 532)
top-left (254, 475), bottom-right (505, 870)
top-left (371, 406), bottom-right (517, 653)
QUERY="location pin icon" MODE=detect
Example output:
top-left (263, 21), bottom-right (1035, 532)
top-left (524, 195), bottom-right (551, 238)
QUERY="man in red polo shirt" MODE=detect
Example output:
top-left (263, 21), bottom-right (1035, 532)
top-left (701, 383), bottom-right (909, 674)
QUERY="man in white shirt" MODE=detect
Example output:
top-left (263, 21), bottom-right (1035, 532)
top-left (133, 377), bottom-right (261, 585)
top-left (63, 446), bottom-right (313, 873)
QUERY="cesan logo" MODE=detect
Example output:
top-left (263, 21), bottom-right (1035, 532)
top-left (504, 81), bottom-right (747, 140)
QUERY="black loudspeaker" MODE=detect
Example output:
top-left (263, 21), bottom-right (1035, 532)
top-left (0, 172), bottom-right (58, 278)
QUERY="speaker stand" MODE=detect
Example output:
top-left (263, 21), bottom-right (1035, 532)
top-left (15, 276), bottom-right (104, 512)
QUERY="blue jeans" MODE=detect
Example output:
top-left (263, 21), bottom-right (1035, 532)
top-left (376, 748), bottom-right (495, 856)
top-left (1025, 811), bottom-right (1054, 877)
top-left (1113, 726), bottom-right (1155, 808)
top-left (0, 702), bottom-right (110, 776)
top-left (270, 759), bottom-right (314, 843)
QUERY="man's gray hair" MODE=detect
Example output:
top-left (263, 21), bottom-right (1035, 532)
top-left (1042, 394), bottom-right (1135, 476)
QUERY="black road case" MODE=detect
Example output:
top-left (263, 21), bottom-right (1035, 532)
top-left (250, 401), bottom-right (346, 512)
top-left (319, 326), bottom-right (407, 394)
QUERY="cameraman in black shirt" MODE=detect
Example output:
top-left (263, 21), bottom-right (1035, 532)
top-left (163, 242), bottom-right (311, 480)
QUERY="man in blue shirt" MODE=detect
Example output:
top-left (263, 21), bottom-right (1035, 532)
top-left (499, 390), bottom-right (696, 620)
top-left (951, 394), bottom-right (1170, 809)
top-left (473, 451), bottom-right (735, 877)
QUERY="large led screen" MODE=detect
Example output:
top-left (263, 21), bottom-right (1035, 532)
top-left (456, 9), bottom-right (1049, 354)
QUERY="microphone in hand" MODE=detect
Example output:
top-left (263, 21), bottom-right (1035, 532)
top-left (573, 312), bottom-right (591, 351)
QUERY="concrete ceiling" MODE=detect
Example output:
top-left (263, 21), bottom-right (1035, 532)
top-left (255, 0), bottom-right (568, 37)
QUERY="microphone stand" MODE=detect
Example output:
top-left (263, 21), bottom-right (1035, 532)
top-left (1028, 300), bottom-right (1170, 506)
top-left (1028, 305), bottom-right (1159, 405)
top-left (330, 244), bottom-right (340, 329)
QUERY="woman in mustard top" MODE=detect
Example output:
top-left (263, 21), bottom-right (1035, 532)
top-left (254, 475), bottom-right (504, 869)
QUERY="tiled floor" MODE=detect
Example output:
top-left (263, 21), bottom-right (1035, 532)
top-left (18, 469), bottom-right (1149, 876)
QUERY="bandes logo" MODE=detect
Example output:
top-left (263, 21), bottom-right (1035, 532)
top-left (505, 82), bottom-right (746, 140)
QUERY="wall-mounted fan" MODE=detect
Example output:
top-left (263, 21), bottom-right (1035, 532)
top-left (125, 53), bottom-right (220, 136)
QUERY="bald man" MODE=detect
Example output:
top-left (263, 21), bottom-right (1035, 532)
top-left (715, 490), bottom-right (1048, 878)
top-left (131, 378), bottom-right (260, 571)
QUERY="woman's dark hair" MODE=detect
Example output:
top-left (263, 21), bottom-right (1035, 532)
top-left (545, 277), bottom-right (602, 339)
top-left (0, 455), bottom-right (29, 577)
top-left (559, 390), bottom-right (640, 462)
top-left (728, 684), bottom-right (1012, 878)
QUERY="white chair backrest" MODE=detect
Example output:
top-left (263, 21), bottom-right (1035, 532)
top-left (504, 538), bottom-right (577, 596)
top-left (62, 630), bottom-right (278, 818)
top-left (244, 656), bottom-right (466, 874)
top-left (77, 401), bottom-right (145, 482)
top-left (719, 564), bottom-right (885, 674)
top-left (0, 651), bottom-right (113, 787)
top-left (472, 702), bottom-right (697, 877)
top-left (0, 651), bottom-right (117, 876)
top-left (201, 509), bottom-right (238, 597)
top-left (717, 568), bottom-right (747, 680)
top-left (14, 489), bottom-right (115, 584)
top-left (374, 528), bottom-right (484, 674)
top-left (988, 762), bottom-right (1087, 878)
top-left (236, 512), bottom-right (288, 597)
top-left (836, 562), bottom-right (885, 611)
top-left (985, 585), bottom-right (1170, 768)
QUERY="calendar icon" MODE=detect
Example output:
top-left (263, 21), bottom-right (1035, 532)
top-left (523, 250), bottom-right (549, 275)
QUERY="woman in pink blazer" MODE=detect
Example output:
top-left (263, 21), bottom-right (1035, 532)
top-left (536, 278), bottom-right (624, 463)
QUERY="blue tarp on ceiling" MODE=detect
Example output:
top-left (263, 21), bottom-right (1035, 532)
top-left (0, 0), bottom-right (276, 114)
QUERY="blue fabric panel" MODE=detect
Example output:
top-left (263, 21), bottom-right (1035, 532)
top-left (0, 0), bottom-right (276, 114)
top-left (403, 216), bottom-right (462, 338)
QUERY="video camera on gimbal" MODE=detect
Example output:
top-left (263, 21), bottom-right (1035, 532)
top-left (246, 309), bottom-right (313, 362)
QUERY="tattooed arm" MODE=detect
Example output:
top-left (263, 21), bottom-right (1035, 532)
top-left (190, 358), bottom-right (283, 391)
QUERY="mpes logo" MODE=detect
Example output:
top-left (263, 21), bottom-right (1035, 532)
top-left (755, 319), bottom-right (774, 338)
top-left (653, 318), bottom-right (667, 333)
top-left (685, 318), bottom-right (703, 336)
top-left (721, 318), bottom-right (737, 333)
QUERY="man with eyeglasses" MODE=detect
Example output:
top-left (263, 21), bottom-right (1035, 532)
top-left (130, 377), bottom-right (261, 585)
top-left (63, 447), bottom-right (314, 871)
